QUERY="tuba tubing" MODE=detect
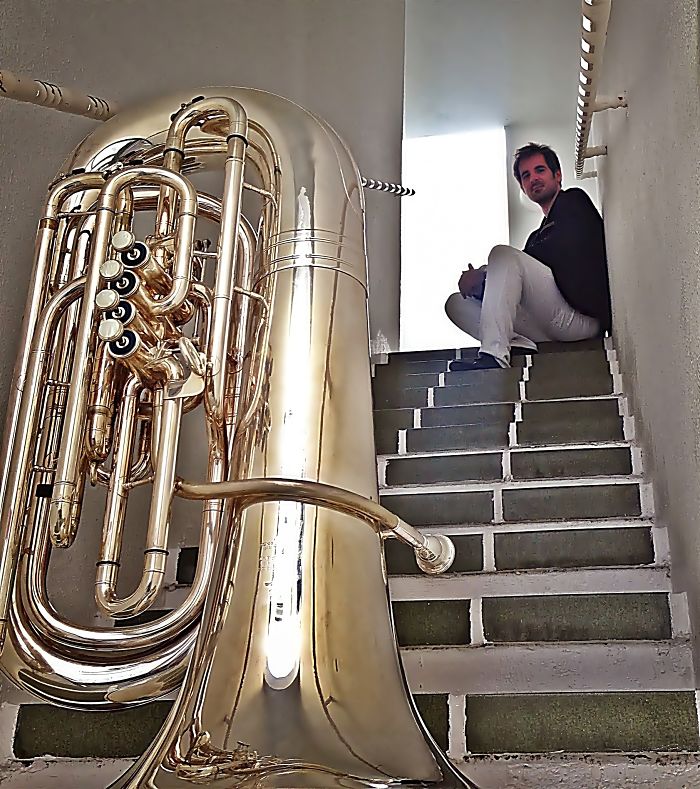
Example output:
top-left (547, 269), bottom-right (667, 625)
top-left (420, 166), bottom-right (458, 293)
top-left (0, 87), bottom-right (477, 788)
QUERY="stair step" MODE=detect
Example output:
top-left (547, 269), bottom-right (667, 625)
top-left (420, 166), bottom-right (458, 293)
top-left (519, 398), bottom-right (624, 444)
top-left (13, 702), bottom-right (171, 759)
top-left (430, 515), bottom-right (654, 534)
top-left (435, 376), bottom-right (521, 406)
top-left (511, 446), bottom-right (632, 479)
top-left (482, 593), bottom-right (671, 642)
top-left (374, 371), bottom-right (440, 390)
top-left (388, 566), bottom-right (671, 600)
top-left (414, 689), bottom-right (699, 757)
top-left (385, 447), bottom-right (632, 486)
top-left (384, 525), bottom-right (654, 574)
top-left (373, 387), bottom-right (428, 409)
top-left (382, 358), bottom-right (449, 375)
top-left (386, 453), bottom-right (503, 486)
top-left (373, 393), bottom-right (624, 454)
top-left (380, 488), bottom-right (494, 525)
top-left (494, 526), bottom-right (654, 569)
top-left (393, 600), bottom-right (470, 646)
top-left (420, 402), bottom-right (515, 428)
top-left (460, 752), bottom-right (700, 789)
top-left (503, 481), bottom-right (641, 521)
top-left (177, 522), bottom-right (657, 588)
top-left (405, 422), bottom-right (510, 453)
top-left (525, 370), bottom-right (615, 399)
top-left (401, 641), bottom-right (695, 693)
top-left (386, 348), bottom-right (457, 362)
top-left (380, 480), bottom-right (642, 525)
top-left (529, 348), bottom-right (608, 369)
top-left (392, 593), bottom-right (670, 645)
top-left (5, 751), bottom-right (698, 787)
top-left (442, 367), bottom-right (524, 388)
top-left (463, 691), bottom-right (699, 753)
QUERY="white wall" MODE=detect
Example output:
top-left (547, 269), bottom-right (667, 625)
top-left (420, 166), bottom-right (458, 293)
top-left (593, 0), bottom-right (700, 671)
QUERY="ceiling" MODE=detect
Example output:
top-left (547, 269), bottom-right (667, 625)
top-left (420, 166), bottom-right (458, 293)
top-left (404, 0), bottom-right (583, 137)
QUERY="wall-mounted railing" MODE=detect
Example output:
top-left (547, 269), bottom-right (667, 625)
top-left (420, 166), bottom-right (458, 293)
top-left (575, 0), bottom-right (626, 179)
top-left (0, 69), bottom-right (414, 196)
top-left (0, 69), bottom-right (118, 120)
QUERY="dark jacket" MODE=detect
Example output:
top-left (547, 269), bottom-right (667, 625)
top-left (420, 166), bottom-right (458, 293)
top-left (523, 187), bottom-right (611, 333)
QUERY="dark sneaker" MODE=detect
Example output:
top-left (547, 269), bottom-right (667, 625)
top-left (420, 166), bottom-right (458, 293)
top-left (511, 345), bottom-right (537, 357)
top-left (449, 353), bottom-right (502, 371)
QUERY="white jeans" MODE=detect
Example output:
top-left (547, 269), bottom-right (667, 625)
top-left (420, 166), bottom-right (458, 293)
top-left (445, 244), bottom-right (600, 366)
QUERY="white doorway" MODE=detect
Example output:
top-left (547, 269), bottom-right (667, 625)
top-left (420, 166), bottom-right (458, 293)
top-left (400, 128), bottom-right (510, 352)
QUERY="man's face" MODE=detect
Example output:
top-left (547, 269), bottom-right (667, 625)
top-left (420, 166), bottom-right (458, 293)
top-left (518, 153), bottom-right (562, 207)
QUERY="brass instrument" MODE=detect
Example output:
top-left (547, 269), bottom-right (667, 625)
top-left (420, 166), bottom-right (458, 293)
top-left (0, 87), bottom-right (476, 788)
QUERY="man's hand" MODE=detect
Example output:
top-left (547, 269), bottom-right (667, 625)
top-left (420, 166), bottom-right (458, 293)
top-left (458, 264), bottom-right (487, 298)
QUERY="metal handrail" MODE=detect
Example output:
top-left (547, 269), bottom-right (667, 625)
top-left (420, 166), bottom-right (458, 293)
top-left (574, 0), bottom-right (625, 179)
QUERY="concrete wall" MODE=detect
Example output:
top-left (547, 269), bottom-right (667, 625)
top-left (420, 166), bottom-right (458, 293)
top-left (593, 0), bottom-right (700, 667)
top-left (0, 0), bottom-right (406, 396)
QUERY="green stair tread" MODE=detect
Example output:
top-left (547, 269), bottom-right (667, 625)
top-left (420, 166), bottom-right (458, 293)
top-left (386, 453), bottom-right (502, 486)
top-left (381, 491), bottom-right (493, 525)
top-left (435, 377), bottom-right (520, 407)
top-left (510, 447), bottom-right (632, 480)
top-left (503, 484), bottom-right (641, 521)
top-left (406, 423), bottom-right (509, 453)
top-left (495, 527), bottom-right (654, 570)
top-left (483, 593), bottom-right (671, 642)
top-left (414, 694), bottom-right (449, 750)
top-left (392, 600), bottom-right (470, 646)
top-left (466, 692), bottom-right (699, 753)
top-left (420, 403), bottom-right (514, 428)
top-left (14, 702), bottom-right (172, 759)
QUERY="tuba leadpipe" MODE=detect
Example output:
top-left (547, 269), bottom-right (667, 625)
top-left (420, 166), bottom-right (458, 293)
top-left (0, 87), bottom-right (477, 788)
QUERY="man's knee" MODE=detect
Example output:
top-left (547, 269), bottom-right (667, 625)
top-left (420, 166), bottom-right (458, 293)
top-left (445, 292), bottom-right (463, 322)
top-left (488, 244), bottom-right (520, 270)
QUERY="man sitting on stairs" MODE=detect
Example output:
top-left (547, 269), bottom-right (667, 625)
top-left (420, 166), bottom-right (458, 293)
top-left (445, 142), bottom-right (612, 371)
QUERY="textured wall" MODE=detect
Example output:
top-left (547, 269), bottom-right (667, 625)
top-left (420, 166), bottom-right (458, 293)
top-left (594, 0), bottom-right (700, 667)
top-left (0, 0), bottom-right (405, 395)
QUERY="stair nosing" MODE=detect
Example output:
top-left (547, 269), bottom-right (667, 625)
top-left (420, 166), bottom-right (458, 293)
top-left (379, 474), bottom-right (644, 495)
top-left (388, 565), bottom-right (671, 599)
top-left (405, 517), bottom-right (655, 534)
top-left (379, 440), bottom-right (634, 462)
top-left (400, 640), bottom-right (695, 694)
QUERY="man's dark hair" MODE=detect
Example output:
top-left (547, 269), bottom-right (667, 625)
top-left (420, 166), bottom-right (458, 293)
top-left (513, 143), bottom-right (561, 185)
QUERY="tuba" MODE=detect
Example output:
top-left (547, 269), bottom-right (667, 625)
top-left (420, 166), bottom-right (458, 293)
top-left (0, 87), bottom-right (476, 788)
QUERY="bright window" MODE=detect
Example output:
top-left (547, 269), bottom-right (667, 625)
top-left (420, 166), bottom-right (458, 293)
top-left (400, 128), bottom-right (509, 351)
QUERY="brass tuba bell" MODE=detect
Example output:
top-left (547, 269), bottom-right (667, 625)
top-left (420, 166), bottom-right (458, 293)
top-left (0, 87), bottom-right (477, 788)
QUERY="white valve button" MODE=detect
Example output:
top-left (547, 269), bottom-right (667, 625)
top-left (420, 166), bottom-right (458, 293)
top-left (98, 318), bottom-right (124, 342)
top-left (100, 258), bottom-right (123, 280)
top-left (112, 230), bottom-right (136, 252)
top-left (95, 289), bottom-right (120, 310)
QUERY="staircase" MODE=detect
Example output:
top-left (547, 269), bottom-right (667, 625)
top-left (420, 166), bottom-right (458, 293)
top-left (373, 338), bottom-right (700, 787)
top-left (2, 339), bottom-right (700, 788)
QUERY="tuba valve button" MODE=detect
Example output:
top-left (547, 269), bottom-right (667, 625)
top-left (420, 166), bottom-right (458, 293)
top-left (100, 258), bottom-right (124, 281)
top-left (95, 289), bottom-right (120, 311)
top-left (112, 230), bottom-right (136, 252)
top-left (98, 318), bottom-right (124, 342)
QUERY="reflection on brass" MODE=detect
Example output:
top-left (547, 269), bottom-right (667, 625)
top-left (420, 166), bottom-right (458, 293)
top-left (0, 88), bottom-right (477, 788)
